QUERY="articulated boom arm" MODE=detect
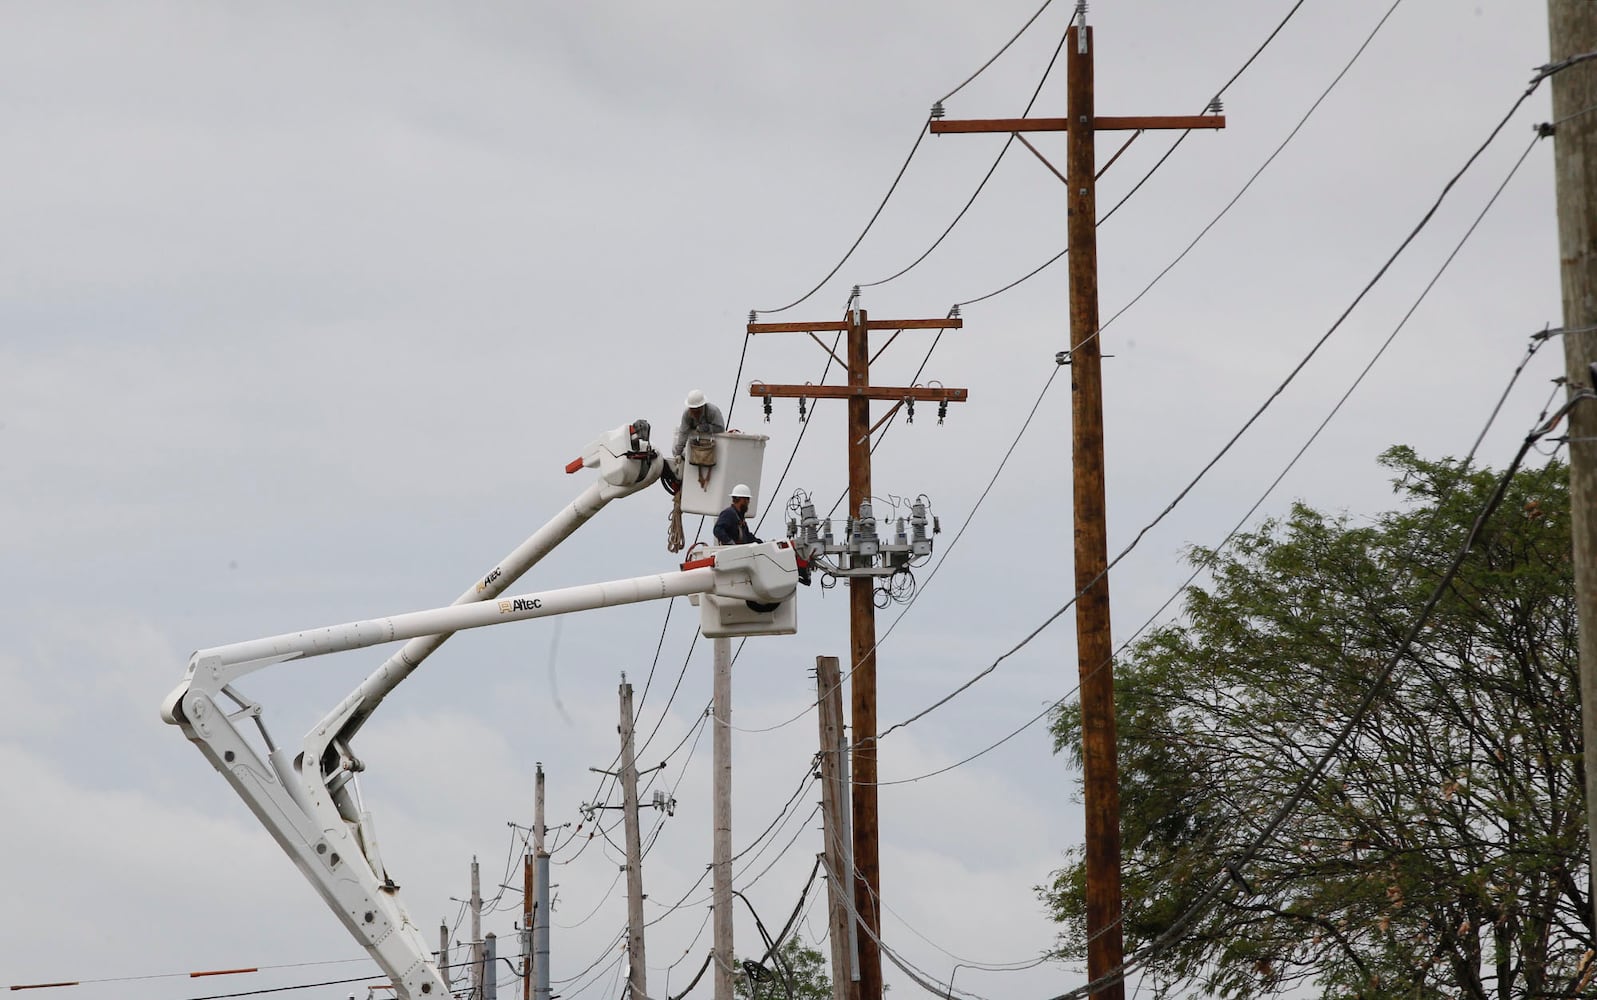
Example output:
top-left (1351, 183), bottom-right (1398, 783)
top-left (159, 425), bottom-right (801, 1000)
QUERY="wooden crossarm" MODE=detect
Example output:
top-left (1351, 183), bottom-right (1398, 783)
top-left (749, 384), bottom-right (968, 402)
top-left (747, 318), bottom-right (962, 335)
top-left (930, 114), bottom-right (1225, 134)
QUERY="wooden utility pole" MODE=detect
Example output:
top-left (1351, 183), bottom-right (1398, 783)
top-left (440, 921), bottom-right (454, 990)
top-left (1547, 0), bottom-right (1597, 933)
top-left (533, 850), bottom-right (552, 1000)
top-left (749, 305), bottom-right (966, 1000)
top-left (619, 679), bottom-right (649, 1000)
top-left (712, 637), bottom-right (734, 1000)
top-left (930, 13), bottom-right (1224, 999)
top-left (470, 857), bottom-right (484, 1000)
top-left (524, 764), bottom-right (545, 1000)
top-left (814, 655), bottom-right (857, 1000)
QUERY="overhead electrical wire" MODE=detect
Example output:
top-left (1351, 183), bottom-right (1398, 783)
top-left (620, 69), bottom-right (1549, 990)
top-left (1097, 0), bottom-right (1407, 339)
top-left (555, 869), bottom-right (626, 930)
top-left (733, 356), bottom-right (1064, 737)
top-left (1033, 330), bottom-right (1564, 979)
top-left (555, 322), bottom-right (750, 843)
top-left (858, 21), bottom-right (1071, 290)
top-left (817, 815), bottom-right (1051, 977)
top-left (1046, 390), bottom-right (1591, 1000)
top-left (642, 773), bottom-right (817, 925)
top-left (872, 64), bottom-right (1556, 745)
top-left (550, 927), bottom-right (628, 987)
top-left (750, 122), bottom-right (931, 317)
top-left (751, 0), bottom-right (1060, 316)
top-left (838, 322), bottom-right (1563, 990)
top-left (865, 150), bottom-right (1551, 795)
top-left (821, 0), bottom-right (1332, 530)
top-left (940, 0), bottom-right (1057, 105)
top-left (548, 18), bottom-right (1553, 991)
top-left (4, 958), bottom-right (374, 993)
top-left (637, 763), bottom-right (819, 930)
top-left (178, 973), bottom-right (384, 1000)
top-left (951, 0), bottom-right (1315, 310)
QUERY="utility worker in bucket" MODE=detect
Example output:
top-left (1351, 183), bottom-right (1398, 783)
top-left (673, 388), bottom-right (726, 459)
top-left (714, 484), bottom-right (761, 546)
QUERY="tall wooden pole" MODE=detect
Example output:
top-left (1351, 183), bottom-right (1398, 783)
top-left (530, 760), bottom-right (549, 996)
top-left (1548, 0), bottom-right (1597, 934)
top-left (747, 310), bottom-right (966, 1000)
top-left (844, 305), bottom-right (885, 1000)
top-left (1066, 22), bottom-right (1125, 1000)
top-left (619, 679), bottom-right (649, 1000)
top-left (815, 655), bottom-right (858, 1000)
top-left (533, 851), bottom-right (552, 1000)
top-left (525, 763), bottom-right (544, 1000)
top-left (713, 636), bottom-right (734, 1000)
top-left (470, 857), bottom-right (484, 1000)
top-left (925, 20), bottom-right (1218, 997)
top-left (523, 847), bottom-right (533, 1000)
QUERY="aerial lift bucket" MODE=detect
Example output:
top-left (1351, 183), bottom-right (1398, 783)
top-left (678, 431), bottom-right (769, 517)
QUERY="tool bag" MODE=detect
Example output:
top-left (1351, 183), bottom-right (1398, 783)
top-left (687, 435), bottom-right (717, 488)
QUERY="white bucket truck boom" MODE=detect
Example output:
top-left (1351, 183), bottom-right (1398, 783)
top-left (160, 422), bottom-right (800, 999)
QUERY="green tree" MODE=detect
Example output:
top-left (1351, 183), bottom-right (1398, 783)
top-left (1041, 448), bottom-right (1593, 1000)
top-left (733, 937), bottom-right (832, 1000)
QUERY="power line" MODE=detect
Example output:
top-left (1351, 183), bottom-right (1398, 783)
top-left (181, 973), bottom-right (383, 1000)
top-left (752, 0), bottom-right (1064, 316)
top-left (859, 21), bottom-right (1071, 290)
top-left (1046, 391), bottom-right (1591, 1000)
top-left (939, 0), bottom-right (1057, 105)
top-left (4, 958), bottom-right (373, 992)
top-left (951, 0), bottom-right (1314, 310)
top-left (873, 67), bottom-right (1553, 745)
top-left (1097, 0), bottom-right (1407, 339)
top-left (878, 112), bottom-right (1547, 748)
top-left (751, 121), bottom-right (931, 317)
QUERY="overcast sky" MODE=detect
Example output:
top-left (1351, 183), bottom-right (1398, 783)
top-left (0, 2), bottom-right (1572, 999)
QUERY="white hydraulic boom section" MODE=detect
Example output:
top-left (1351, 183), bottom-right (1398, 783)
top-left (162, 541), bottom-right (799, 999)
top-left (159, 422), bottom-right (799, 1000)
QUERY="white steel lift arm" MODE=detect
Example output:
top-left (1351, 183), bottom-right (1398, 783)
top-left (161, 539), bottom-right (799, 999)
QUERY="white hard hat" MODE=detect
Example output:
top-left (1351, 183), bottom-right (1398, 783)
top-left (685, 388), bottom-right (706, 409)
top-left (730, 483), bottom-right (752, 499)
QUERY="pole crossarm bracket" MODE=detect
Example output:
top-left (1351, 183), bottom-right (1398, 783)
top-left (930, 115), bottom-right (1225, 134)
top-left (749, 383), bottom-right (968, 402)
top-left (747, 318), bottom-right (963, 335)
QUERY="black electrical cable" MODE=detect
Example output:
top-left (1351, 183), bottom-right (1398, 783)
top-left (751, 121), bottom-right (931, 317)
top-left (1046, 392), bottom-right (1590, 1000)
top-left (859, 23), bottom-right (1071, 290)
top-left (890, 69), bottom-right (1553, 742)
top-left (182, 973), bottom-right (380, 1000)
top-left (873, 129), bottom-right (1550, 776)
top-left (750, 0), bottom-right (1061, 316)
top-left (952, 0), bottom-right (1314, 310)
top-left (1097, 0), bottom-right (1406, 340)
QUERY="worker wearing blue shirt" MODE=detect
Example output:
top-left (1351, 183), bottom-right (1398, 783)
top-left (714, 483), bottom-right (761, 545)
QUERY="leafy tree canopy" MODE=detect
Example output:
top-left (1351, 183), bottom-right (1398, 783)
top-left (1041, 448), bottom-right (1592, 1000)
top-left (734, 937), bottom-right (832, 1000)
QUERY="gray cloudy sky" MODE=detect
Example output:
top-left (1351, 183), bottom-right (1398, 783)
top-left (0, 2), bottom-right (1570, 999)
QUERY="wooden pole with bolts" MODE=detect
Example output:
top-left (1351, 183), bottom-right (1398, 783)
top-left (930, 13), bottom-right (1225, 998)
top-left (619, 679), bottom-right (649, 1000)
top-left (748, 305), bottom-right (966, 1000)
top-left (470, 857), bottom-right (483, 1000)
top-left (713, 637), bottom-right (734, 1000)
top-left (525, 764), bottom-right (545, 1000)
top-left (815, 655), bottom-right (857, 1000)
top-left (1546, 0), bottom-right (1597, 935)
